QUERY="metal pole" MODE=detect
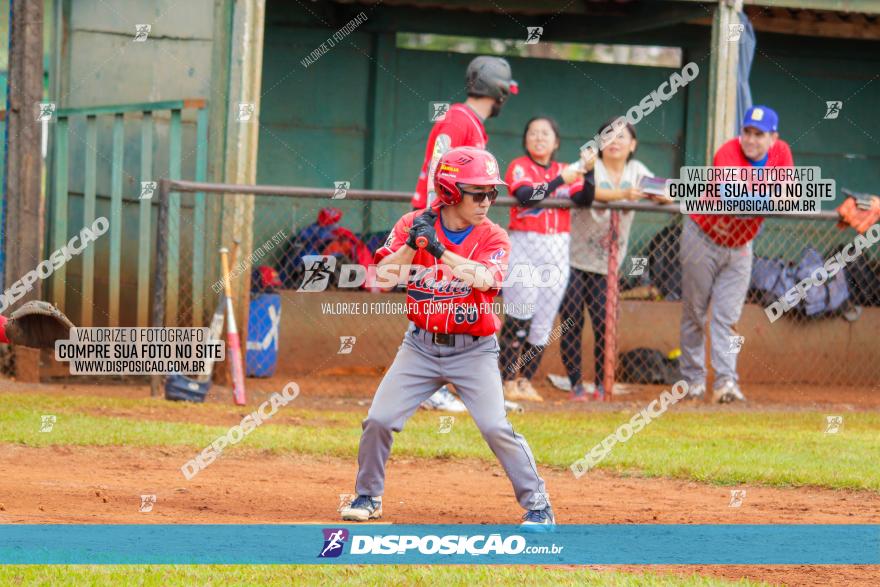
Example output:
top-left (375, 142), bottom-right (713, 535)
top-left (603, 211), bottom-right (620, 401)
top-left (149, 178), bottom-right (171, 397)
top-left (159, 178), bottom-right (841, 221)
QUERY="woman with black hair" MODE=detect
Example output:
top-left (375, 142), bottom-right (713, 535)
top-left (560, 117), bottom-right (667, 400)
top-left (499, 116), bottom-right (595, 403)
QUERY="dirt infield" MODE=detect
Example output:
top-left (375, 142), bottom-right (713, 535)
top-left (3, 379), bottom-right (878, 585)
top-left (1, 442), bottom-right (878, 586)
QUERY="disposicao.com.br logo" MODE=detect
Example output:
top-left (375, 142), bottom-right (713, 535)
top-left (318, 528), bottom-right (349, 558)
top-left (319, 528), bottom-right (563, 557)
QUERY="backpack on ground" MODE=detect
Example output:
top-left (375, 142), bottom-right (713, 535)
top-left (616, 348), bottom-right (681, 385)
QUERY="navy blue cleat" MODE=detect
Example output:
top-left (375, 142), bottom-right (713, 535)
top-left (341, 495), bottom-right (382, 522)
top-left (520, 506), bottom-right (556, 531)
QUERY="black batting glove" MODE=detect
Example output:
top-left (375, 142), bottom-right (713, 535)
top-left (406, 223), bottom-right (445, 258)
top-left (405, 225), bottom-right (424, 250)
top-left (407, 209), bottom-right (438, 250)
top-left (411, 209), bottom-right (437, 231)
top-left (405, 223), bottom-right (435, 252)
top-left (422, 228), bottom-right (446, 259)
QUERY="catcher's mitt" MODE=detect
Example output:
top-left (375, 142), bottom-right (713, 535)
top-left (836, 193), bottom-right (880, 234)
top-left (4, 300), bottom-right (75, 349)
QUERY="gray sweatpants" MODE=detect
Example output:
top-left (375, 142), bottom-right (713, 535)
top-left (679, 217), bottom-right (753, 387)
top-left (354, 323), bottom-right (550, 511)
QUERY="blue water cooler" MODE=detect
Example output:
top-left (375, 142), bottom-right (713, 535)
top-left (246, 293), bottom-right (281, 377)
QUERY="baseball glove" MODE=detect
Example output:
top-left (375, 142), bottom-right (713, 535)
top-left (836, 193), bottom-right (880, 234)
top-left (4, 301), bottom-right (75, 349)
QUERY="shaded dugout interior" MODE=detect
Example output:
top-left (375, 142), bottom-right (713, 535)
top-left (254, 0), bottom-right (879, 250)
top-left (26, 0), bottom-right (880, 379)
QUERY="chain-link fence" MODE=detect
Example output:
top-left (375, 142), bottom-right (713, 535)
top-left (152, 179), bottom-right (880, 400)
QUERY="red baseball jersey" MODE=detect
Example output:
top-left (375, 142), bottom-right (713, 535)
top-left (505, 155), bottom-right (582, 234)
top-left (374, 210), bottom-right (510, 336)
top-left (692, 138), bottom-right (795, 247)
top-left (411, 104), bottom-right (488, 209)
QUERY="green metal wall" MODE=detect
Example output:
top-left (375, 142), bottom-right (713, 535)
top-left (39, 0), bottom-right (880, 307)
top-left (255, 22), bottom-right (374, 244)
top-left (52, 0), bottom-right (216, 325)
top-left (256, 4), bottom-right (880, 267)
top-left (748, 37), bottom-right (880, 191)
top-left (256, 23), bottom-right (687, 249)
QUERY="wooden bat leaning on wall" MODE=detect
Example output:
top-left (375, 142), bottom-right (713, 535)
top-left (219, 247), bottom-right (247, 405)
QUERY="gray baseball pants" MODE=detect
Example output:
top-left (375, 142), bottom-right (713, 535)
top-left (679, 217), bottom-right (753, 387)
top-left (354, 323), bottom-right (550, 511)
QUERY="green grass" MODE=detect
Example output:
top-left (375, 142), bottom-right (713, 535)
top-left (1, 392), bottom-right (878, 491)
top-left (0, 565), bottom-right (768, 586)
top-left (0, 393), bottom-right (847, 585)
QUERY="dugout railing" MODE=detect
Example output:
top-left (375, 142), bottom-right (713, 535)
top-left (150, 178), bottom-right (880, 398)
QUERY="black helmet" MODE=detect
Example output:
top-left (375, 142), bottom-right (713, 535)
top-left (466, 56), bottom-right (518, 101)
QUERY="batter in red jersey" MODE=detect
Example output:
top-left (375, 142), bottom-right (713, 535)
top-left (412, 55), bottom-right (517, 411)
top-left (341, 147), bottom-right (554, 528)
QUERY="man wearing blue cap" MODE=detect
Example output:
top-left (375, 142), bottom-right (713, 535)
top-left (681, 105), bottom-right (794, 403)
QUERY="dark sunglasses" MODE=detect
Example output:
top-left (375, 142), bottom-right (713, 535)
top-left (459, 187), bottom-right (499, 203)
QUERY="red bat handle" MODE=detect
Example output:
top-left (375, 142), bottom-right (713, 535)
top-left (415, 235), bottom-right (428, 248)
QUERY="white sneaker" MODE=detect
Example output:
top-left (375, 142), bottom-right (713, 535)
top-left (713, 380), bottom-right (746, 404)
top-left (504, 399), bottom-right (524, 413)
top-left (504, 378), bottom-right (544, 402)
top-left (503, 380), bottom-right (523, 401)
top-left (546, 374), bottom-right (572, 392)
top-left (420, 386), bottom-right (467, 412)
top-left (686, 383), bottom-right (706, 400)
top-left (547, 376), bottom-right (632, 396)
top-left (516, 378), bottom-right (544, 402)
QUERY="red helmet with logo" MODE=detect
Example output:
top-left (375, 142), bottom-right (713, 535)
top-left (433, 146), bottom-right (507, 207)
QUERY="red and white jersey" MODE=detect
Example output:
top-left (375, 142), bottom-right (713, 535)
top-left (505, 156), bottom-right (580, 234)
top-left (411, 104), bottom-right (488, 210)
top-left (374, 210), bottom-right (510, 336)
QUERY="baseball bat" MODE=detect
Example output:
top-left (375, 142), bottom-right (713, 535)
top-left (195, 300), bottom-right (225, 383)
top-left (197, 241), bottom-right (239, 384)
top-left (220, 247), bottom-right (247, 405)
top-left (231, 238), bottom-right (240, 268)
top-left (602, 211), bottom-right (620, 401)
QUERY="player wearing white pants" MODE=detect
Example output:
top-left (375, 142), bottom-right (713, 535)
top-left (504, 231), bottom-right (570, 344)
top-left (498, 117), bottom-right (594, 403)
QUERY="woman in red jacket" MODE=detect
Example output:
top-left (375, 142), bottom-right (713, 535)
top-left (498, 116), bottom-right (594, 402)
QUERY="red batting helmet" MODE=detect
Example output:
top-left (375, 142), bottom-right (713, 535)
top-left (433, 146), bottom-right (506, 207)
